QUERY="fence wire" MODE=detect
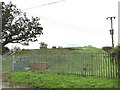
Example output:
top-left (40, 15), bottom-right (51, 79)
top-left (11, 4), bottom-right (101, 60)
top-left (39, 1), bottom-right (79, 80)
top-left (2, 52), bottom-right (118, 78)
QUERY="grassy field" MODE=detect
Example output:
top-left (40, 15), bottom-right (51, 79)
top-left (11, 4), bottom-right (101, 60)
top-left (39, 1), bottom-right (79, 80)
top-left (6, 71), bottom-right (118, 88)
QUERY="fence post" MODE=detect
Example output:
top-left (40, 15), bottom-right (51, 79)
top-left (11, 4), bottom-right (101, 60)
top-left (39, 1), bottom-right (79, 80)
top-left (112, 54), bottom-right (115, 78)
top-left (91, 53), bottom-right (94, 76)
top-left (102, 53), bottom-right (103, 77)
top-left (97, 53), bottom-right (99, 77)
top-left (105, 54), bottom-right (108, 78)
top-left (103, 53), bottom-right (106, 78)
top-left (33, 54), bottom-right (35, 72)
top-left (107, 53), bottom-right (110, 78)
top-left (12, 55), bottom-right (14, 71)
top-left (95, 53), bottom-right (98, 77)
top-left (87, 53), bottom-right (91, 76)
top-left (98, 53), bottom-right (101, 77)
top-left (110, 54), bottom-right (113, 78)
top-left (116, 55), bottom-right (118, 78)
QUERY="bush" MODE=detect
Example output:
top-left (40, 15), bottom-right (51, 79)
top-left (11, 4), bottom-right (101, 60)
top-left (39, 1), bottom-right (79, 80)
top-left (58, 46), bottom-right (62, 49)
top-left (108, 45), bottom-right (120, 65)
top-left (102, 46), bottom-right (112, 53)
top-left (113, 45), bottom-right (120, 59)
top-left (39, 42), bottom-right (48, 49)
top-left (52, 46), bottom-right (56, 49)
top-left (2, 46), bottom-right (10, 55)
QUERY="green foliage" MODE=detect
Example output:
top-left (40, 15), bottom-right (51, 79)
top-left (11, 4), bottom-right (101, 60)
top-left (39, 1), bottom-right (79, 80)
top-left (113, 45), bottom-right (120, 55)
top-left (39, 42), bottom-right (48, 49)
top-left (7, 72), bottom-right (118, 88)
top-left (102, 46), bottom-right (112, 53)
top-left (107, 46), bottom-right (120, 65)
top-left (2, 1), bottom-right (43, 46)
top-left (52, 46), bottom-right (57, 49)
top-left (2, 46), bottom-right (10, 55)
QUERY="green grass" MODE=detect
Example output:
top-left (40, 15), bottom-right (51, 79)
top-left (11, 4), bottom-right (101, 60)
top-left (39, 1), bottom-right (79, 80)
top-left (12, 46), bottom-right (106, 56)
top-left (6, 71), bottom-right (118, 88)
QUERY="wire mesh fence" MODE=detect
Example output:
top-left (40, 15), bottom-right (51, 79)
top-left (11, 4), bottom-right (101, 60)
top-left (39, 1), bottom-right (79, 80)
top-left (2, 52), bottom-right (118, 78)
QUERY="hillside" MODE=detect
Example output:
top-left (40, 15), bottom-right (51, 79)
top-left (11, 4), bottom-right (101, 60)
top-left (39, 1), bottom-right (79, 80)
top-left (12, 46), bottom-right (106, 56)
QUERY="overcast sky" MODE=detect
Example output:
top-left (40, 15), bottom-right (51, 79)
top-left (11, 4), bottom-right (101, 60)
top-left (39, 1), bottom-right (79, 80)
top-left (3, 0), bottom-right (119, 49)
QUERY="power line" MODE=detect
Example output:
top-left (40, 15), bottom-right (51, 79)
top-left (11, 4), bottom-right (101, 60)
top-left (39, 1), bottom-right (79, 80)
top-left (22, 0), bottom-right (65, 11)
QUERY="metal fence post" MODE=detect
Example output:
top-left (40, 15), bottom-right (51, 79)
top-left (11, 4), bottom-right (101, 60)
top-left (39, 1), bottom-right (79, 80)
top-left (12, 55), bottom-right (14, 71)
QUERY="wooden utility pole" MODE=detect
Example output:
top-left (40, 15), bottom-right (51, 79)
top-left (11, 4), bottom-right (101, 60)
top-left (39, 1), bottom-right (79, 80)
top-left (106, 17), bottom-right (115, 49)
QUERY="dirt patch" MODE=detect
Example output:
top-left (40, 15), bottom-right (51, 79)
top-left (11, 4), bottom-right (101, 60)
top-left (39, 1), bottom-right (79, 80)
top-left (2, 81), bottom-right (32, 88)
top-left (2, 72), bottom-right (32, 88)
top-left (30, 63), bottom-right (48, 71)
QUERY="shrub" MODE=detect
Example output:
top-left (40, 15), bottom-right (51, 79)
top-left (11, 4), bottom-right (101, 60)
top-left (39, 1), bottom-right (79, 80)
top-left (52, 46), bottom-right (56, 49)
top-left (2, 46), bottom-right (10, 55)
top-left (102, 46), bottom-right (112, 53)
